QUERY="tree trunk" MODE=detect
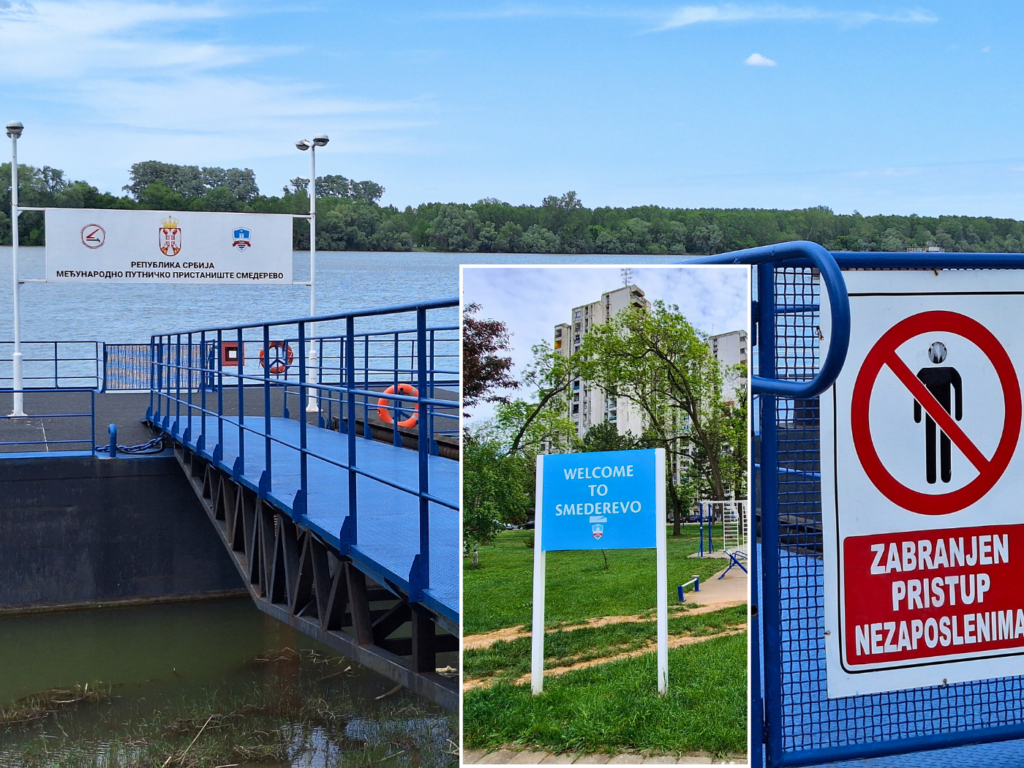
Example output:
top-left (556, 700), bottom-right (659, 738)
top-left (667, 474), bottom-right (683, 537)
top-left (473, 541), bottom-right (479, 568)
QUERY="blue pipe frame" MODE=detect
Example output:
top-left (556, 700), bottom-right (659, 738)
top-left (688, 244), bottom-right (1024, 767)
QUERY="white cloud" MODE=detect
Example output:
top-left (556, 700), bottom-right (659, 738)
top-left (0, 0), bottom-right (428, 191)
top-left (982, 46), bottom-right (991, 53)
top-left (657, 4), bottom-right (937, 31)
top-left (432, 6), bottom-right (655, 21)
top-left (0, 1), bottom-right (255, 78)
top-left (745, 52), bottom-right (776, 66)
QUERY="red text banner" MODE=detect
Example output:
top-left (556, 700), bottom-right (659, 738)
top-left (843, 523), bottom-right (1024, 667)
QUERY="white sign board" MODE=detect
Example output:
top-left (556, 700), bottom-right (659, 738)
top-left (821, 270), bottom-right (1024, 698)
top-left (532, 449), bottom-right (667, 695)
top-left (45, 208), bottom-right (293, 284)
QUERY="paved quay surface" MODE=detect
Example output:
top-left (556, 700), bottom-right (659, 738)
top-left (464, 750), bottom-right (748, 765)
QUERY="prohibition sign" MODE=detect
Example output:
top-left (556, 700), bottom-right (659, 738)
top-left (851, 310), bottom-right (1022, 515)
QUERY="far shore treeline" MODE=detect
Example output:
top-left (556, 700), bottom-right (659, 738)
top-left (3, 161), bottom-right (1024, 255)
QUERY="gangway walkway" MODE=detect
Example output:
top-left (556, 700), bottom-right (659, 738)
top-left (170, 414), bottom-right (459, 622)
top-left (145, 298), bottom-right (460, 709)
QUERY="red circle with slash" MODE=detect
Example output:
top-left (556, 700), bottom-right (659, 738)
top-left (851, 310), bottom-right (1021, 515)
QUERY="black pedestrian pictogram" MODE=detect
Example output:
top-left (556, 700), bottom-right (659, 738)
top-left (853, 310), bottom-right (1020, 515)
top-left (913, 342), bottom-right (963, 485)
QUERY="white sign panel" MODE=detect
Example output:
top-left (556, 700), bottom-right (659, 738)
top-left (45, 208), bottom-right (293, 284)
top-left (821, 270), bottom-right (1024, 698)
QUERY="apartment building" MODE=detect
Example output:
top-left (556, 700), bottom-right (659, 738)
top-left (708, 329), bottom-right (749, 406)
top-left (553, 285), bottom-right (651, 439)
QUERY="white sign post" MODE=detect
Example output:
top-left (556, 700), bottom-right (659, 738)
top-left (822, 270), bottom-right (1024, 698)
top-left (44, 208), bottom-right (293, 284)
top-left (531, 448), bottom-right (667, 694)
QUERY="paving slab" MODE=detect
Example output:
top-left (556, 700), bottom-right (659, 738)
top-left (510, 752), bottom-right (550, 765)
top-left (641, 758), bottom-right (679, 765)
top-left (574, 756), bottom-right (612, 765)
top-left (479, 750), bottom-right (520, 765)
top-left (680, 566), bottom-right (748, 607)
top-left (538, 754), bottom-right (579, 765)
top-left (608, 756), bottom-right (646, 765)
top-left (463, 749), bottom-right (489, 764)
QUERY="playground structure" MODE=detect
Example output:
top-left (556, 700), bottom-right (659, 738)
top-left (694, 500), bottom-right (748, 556)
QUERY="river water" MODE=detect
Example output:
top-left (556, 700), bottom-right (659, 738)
top-left (0, 598), bottom-right (456, 767)
top-left (0, 248), bottom-right (683, 343)
top-left (0, 247), bottom-right (682, 765)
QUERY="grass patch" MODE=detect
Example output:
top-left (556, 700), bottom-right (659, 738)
top-left (464, 526), bottom-right (734, 635)
top-left (464, 604), bottom-right (746, 684)
top-left (464, 632), bottom-right (747, 754)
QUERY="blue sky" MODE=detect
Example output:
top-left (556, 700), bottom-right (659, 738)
top-left (462, 265), bottom-right (749, 420)
top-left (2, 1), bottom-right (1021, 217)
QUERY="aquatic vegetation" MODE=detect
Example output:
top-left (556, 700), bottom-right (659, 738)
top-left (0, 649), bottom-right (457, 768)
top-left (0, 683), bottom-right (111, 727)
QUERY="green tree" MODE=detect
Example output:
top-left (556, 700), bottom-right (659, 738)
top-left (463, 434), bottom-right (531, 567)
top-left (426, 207), bottom-right (480, 252)
top-left (580, 301), bottom-right (744, 531)
top-left (581, 420), bottom-right (640, 452)
top-left (520, 224), bottom-right (559, 254)
top-left (498, 341), bottom-right (577, 456)
top-left (125, 161), bottom-right (258, 203)
top-left (494, 221), bottom-right (524, 253)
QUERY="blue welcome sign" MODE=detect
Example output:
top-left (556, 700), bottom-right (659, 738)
top-left (539, 449), bottom-right (660, 551)
top-left (532, 447), bottom-right (668, 695)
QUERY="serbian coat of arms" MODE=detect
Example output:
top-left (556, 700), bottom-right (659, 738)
top-left (159, 216), bottom-right (182, 256)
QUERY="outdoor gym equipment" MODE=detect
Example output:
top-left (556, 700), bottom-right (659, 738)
top-left (677, 575), bottom-right (701, 602)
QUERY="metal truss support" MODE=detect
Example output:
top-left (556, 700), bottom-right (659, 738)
top-left (171, 445), bottom-right (459, 710)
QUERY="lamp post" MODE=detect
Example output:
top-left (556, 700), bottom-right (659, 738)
top-left (7, 121), bottom-right (24, 417)
top-left (296, 134), bottom-right (328, 414)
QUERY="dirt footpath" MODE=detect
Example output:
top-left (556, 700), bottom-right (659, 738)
top-left (464, 565), bottom-right (748, 652)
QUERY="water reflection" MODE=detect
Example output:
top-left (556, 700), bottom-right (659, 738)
top-left (0, 598), bottom-right (455, 767)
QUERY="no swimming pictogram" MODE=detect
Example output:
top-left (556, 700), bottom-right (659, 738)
top-left (851, 310), bottom-right (1022, 515)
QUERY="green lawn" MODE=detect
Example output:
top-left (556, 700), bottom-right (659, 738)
top-left (464, 526), bottom-right (734, 635)
top-left (463, 632), bottom-right (747, 755)
top-left (464, 604), bottom-right (746, 684)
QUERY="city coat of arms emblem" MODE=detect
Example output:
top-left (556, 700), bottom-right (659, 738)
top-left (159, 216), bottom-right (182, 256)
top-left (592, 523), bottom-right (604, 540)
top-left (232, 228), bottom-right (251, 251)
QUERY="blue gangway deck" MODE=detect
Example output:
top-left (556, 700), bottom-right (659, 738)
top-left (148, 297), bottom-right (460, 628)
top-left (171, 414), bottom-right (458, 623)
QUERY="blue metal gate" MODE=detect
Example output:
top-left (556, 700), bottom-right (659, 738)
top-left (693, 243), bottom-right (1024, 767)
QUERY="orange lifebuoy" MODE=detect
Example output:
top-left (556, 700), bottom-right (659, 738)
top-left (258, 341), bottom-right (294, 375)
top-left (378, 383), bottom-right (419, 428)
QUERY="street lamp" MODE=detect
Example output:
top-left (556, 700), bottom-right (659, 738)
top-left (6, 121), bottom-right (25, 417)
top-left (296, 134), bottom-right (329, 414)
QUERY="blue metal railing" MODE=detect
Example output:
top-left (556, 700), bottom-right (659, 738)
top-left (691, 244), bottom-right (1024, 767)
top-left (0, 341), bottom-right (102, 390)
top-left (687, 241), bottom-right (850, 398)
top-left (147, 298), bottom-right (459, 601)
top-left (0, 388), bottom-right (96, 452)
